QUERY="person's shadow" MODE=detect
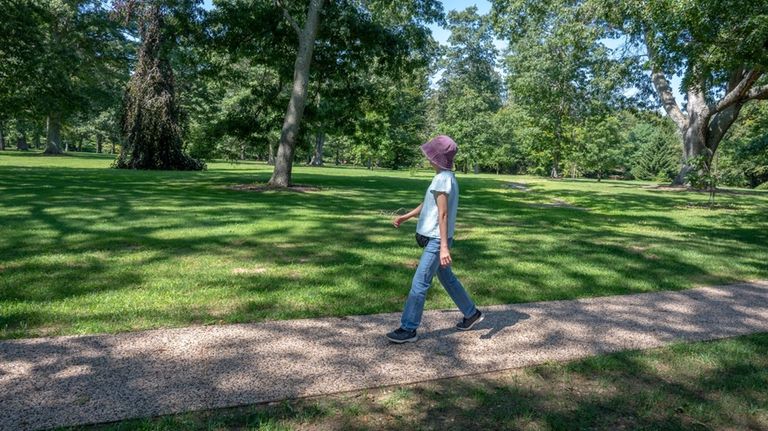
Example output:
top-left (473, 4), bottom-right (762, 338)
top-left (422, 309), bottom-right (530, 340)
top-left (477, 309), bottom-right (530, 339)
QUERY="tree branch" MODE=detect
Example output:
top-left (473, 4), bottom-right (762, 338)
top-left (644, 31), bottom-right (686, 129)
top-left (727, 68), bottom-right (746, 91)
top-left (746, 83), bottom-right (768, 100)
top-left (651, 70), bottom-right (687, 129)
top-left (275, 0), bottom-right (301, 36)
top-left (707, 104), bottom-right (741, 154)
top-left (713, 69), bottom-right (763, 113)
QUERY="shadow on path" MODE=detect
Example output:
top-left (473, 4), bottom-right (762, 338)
top-left (1, 281), bottom-right (767, 430)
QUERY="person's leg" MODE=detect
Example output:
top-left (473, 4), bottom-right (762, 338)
top-left (400, 238), bottom-right (441, 331)
top-left (436, 240), bottom-right (477, 318)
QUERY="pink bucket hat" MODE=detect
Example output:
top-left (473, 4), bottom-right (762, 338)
top-left (420, 135), bottom-right (457, 170)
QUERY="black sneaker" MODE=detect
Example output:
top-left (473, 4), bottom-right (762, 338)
top-left (456, 310), bottom-right (483, 331)
top-left (386, 328), bottom-right (418, 343)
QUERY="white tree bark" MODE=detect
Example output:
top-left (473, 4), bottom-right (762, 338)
top-left (645, 34), bottom-right (765, 185)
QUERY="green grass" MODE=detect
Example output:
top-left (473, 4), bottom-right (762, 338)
top-left (65, 333), bottom-right (768, 430)
top-left (2, 150), bottom-right (768, 339)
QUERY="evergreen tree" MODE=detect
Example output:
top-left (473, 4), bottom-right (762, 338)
top-left (630, 123), bottom-right (681, 182)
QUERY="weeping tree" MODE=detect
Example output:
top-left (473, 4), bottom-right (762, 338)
top-left (113, 1), bottom-right (204, 170)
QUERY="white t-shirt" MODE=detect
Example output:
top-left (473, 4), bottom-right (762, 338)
top-left (416, 170), bottom-right (459, 239)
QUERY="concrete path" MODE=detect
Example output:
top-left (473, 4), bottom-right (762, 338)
top-left (2, 281), bottom-right (768, 431)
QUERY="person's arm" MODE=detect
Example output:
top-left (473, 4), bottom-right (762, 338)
top-left (393, 203), bottom-right (423, 228)
top-left (435, 192), bottom-right (451, 267)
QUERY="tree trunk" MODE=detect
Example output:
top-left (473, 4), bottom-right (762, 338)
top-left (267, 140), bottom-right (275, 165)
top-left (644, 42), bottom-right (761, 186)
top-left (269, 0), bottom-right (324, 187)
top-left (671, 100), bottom-right (742, 185)
top-left (550, 153), bottom-right (560, 178)
top-left (44, 114), bottom-right (64, 154)
top-left (33, 128), bottom-right (41, 149)
top-left (111, 139), bottom-right (116, 154)
top-left (0, 124), bottom-right (5, 151)
top-left (473, 162), bottom-right (479, 174)
top-left (96, 134), bottom-right (103, 153)
top-left (16, 131), bottom-right (29, 151)
top-left (310, 131), bottom-right (324, 166)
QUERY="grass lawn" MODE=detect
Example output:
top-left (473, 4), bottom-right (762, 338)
top-left (1, 150), bottom-right (768, 339)
top-left (65, 332), bottom-right (768, 430)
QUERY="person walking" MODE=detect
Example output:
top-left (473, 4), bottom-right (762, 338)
top-left (386, 135), bottom-right (483, 344)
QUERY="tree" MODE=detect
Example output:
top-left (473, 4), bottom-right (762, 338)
top-left (593, 0), bottom-right (768, 185)
top-left (113, 1), bottom-right (205, 170)
top-left (431, 6), bottom-right (502, 174)
top-left (0, 1), bottom-right (47, 151)
top-left (717, 103), bottom-right (768, 188)
top-left (493, 0), bottom-right (628, 177)
top-left (573, 114), bottom-right (628, 181)
top-left (208, 0), bottom-right (440, 178)
top-left (265, 0), bottom-right (442, 186)
top-left (266, 0), bottom-right (324, 186)
top-left (1, 1), bottom-right (130, 155)
top-left (626, 113), bottom-right (681, 181)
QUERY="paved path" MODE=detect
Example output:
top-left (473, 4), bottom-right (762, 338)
top-left (2, 281), bottom-right (768, 431)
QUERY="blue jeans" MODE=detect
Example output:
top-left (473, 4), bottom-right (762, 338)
top-left (400, 237), bottom-right (477, 331)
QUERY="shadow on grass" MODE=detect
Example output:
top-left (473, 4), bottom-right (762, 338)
top-left (0, 162), bottom-right (767, 338)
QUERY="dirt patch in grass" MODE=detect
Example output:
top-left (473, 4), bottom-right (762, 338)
top-left (530, 198), bottom-right (590, 211)
top-left (624, 245), bottom-right (659, 259)
top-left (228, 183), bottom-right (322, 193)
top-left (232, 266), bottom-right (267, 275)
top-left (504, 182), bottom-right (531, 191)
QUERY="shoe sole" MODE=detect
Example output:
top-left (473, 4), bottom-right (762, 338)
top-left (456, 314), bottom-right (484, 331)
top-left (386, 334), bottom-right (419, 344)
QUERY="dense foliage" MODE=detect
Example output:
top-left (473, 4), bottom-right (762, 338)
top-left (1, 0), bottom-right (766, 186)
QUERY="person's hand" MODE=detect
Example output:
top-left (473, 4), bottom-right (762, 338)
top-left (393, 215), bottom-right (405, 228)
top-left (440, 246), bottom-right (452, 267)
